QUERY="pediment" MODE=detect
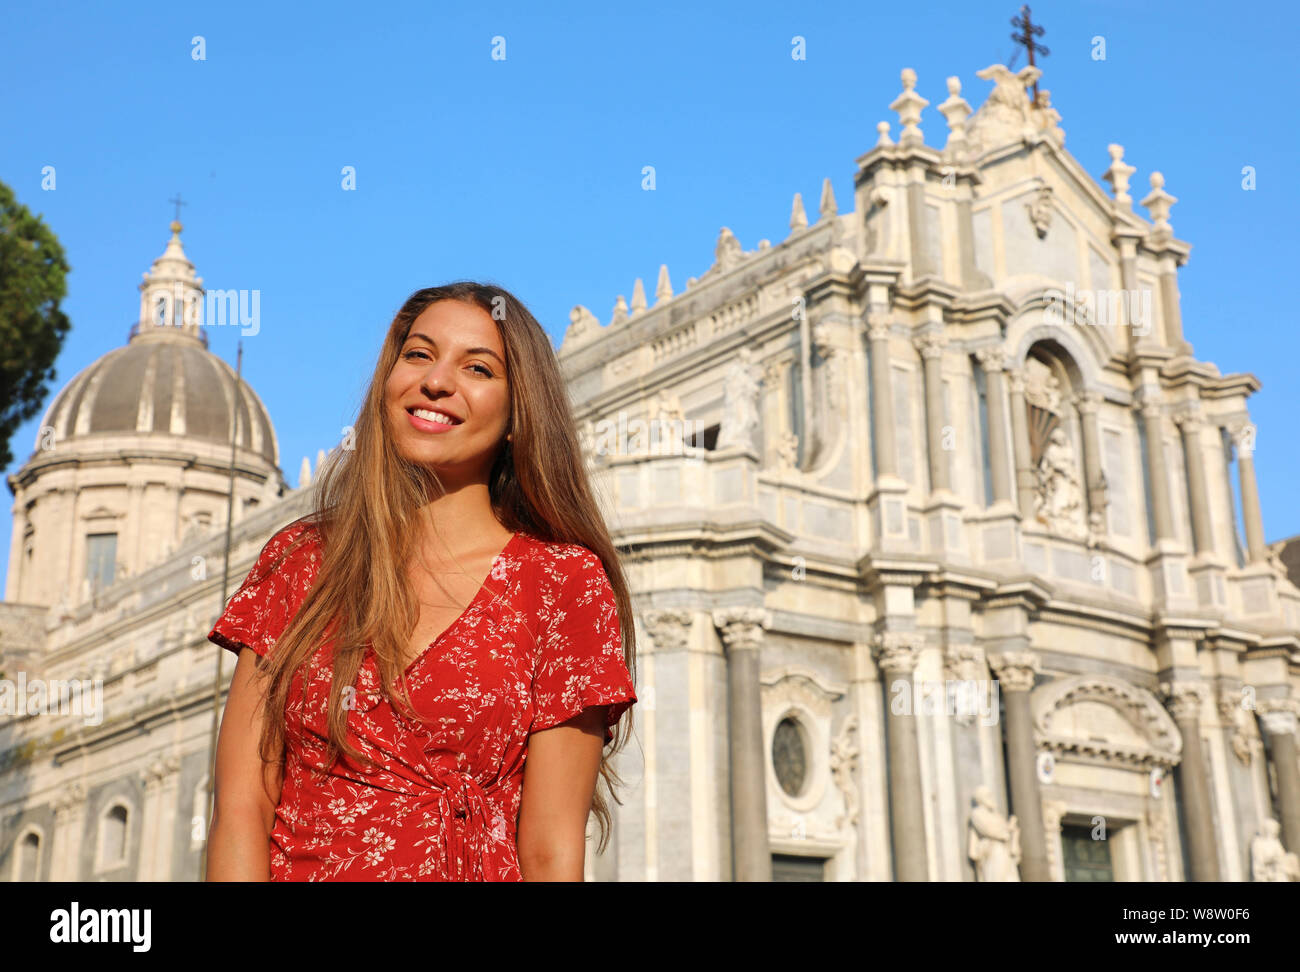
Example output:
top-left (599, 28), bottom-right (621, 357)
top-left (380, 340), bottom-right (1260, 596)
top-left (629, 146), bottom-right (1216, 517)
top-left (1032, 673), bottom-right (1182, 768)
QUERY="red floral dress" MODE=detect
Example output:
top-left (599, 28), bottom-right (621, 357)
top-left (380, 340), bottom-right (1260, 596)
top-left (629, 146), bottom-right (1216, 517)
top-left (207, 520), bottom-right (636, 882)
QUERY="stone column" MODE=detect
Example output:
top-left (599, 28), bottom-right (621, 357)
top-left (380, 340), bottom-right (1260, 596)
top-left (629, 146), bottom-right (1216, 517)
top-left (1073, 391), bottom-right (1107, 528)
top-left (1173, 406), bottom-right (1214, 556)
top-left (915, 333), bottom-right (951, 493)
top-left (712, 607), bottom-right (772, 882)
top-left (126, 480), bottom-right (145, 574)
top-left (955, 196), bottom-right (990, 291)
top-left (50, 782), bottom-right (87, 881)
top-left (5, 503), bottom-right (27, 602)
top-left (1006, 368), bottom-right (1036, 520)
top-left (1257, 699), bottom-right (1300, 856)
top-left (975, 349), bottom-right (1013, 504)
top-left (987, 650), bottom-right (1050, 881)
top-left (148, 754), bottom-right (182, 881)
top-left (867, 315), bottom-right (898, 479)
top-left (1157, 254), bottom-right (1190, 354)
top-left (871, 632), bottom-right (929, 881)
top-left (645, 609), bottom-right (695, 881)
top-left (1230, 423), bottom-right (1266, 563)
top-left (138, 759), bottom-right (163, 880)
top-left (1160, 681), bottom-right (1220, 880)
top-left (1139, 397), bottom-right (1177, 542)
top-left (1041, 799), bottom-right (1068, 882)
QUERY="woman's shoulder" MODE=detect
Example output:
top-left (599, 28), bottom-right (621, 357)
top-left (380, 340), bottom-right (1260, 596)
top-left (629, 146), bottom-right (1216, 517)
top-left (514, 532), bottom-right (607, 587)
top-left (516, 531), bottom-right (599, 563)
top-left (248, 517), bottom-right (324, 584)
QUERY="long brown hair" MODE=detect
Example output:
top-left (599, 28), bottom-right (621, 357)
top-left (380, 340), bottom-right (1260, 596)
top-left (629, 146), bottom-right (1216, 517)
top-left (248, 282), bottom-right (637, 854)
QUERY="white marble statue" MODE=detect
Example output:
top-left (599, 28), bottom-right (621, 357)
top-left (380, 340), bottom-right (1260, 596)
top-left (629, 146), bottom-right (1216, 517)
top-left (968, 785), bottom-right (1022, 881)
top-left (1036, 427), bottom-right (1087, 540)
top-left (717, 347), bottom-right (762, 451)
top-left (1250, 819), bottom-right (1300, 882)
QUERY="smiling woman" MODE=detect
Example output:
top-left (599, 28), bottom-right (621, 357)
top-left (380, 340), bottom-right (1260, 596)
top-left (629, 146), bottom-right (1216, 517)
top-left (206, 282), bottom-right (638, 883)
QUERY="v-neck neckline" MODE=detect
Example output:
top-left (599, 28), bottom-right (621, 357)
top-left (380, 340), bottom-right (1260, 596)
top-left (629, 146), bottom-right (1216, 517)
top-left (402, 530), bottom-right (522, 676)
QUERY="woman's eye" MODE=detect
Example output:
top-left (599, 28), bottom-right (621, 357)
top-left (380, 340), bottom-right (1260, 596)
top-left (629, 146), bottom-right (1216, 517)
top-left (470, 364), bottom-right (493, 377)
top-left (404, 350), bottom-right (431, 361)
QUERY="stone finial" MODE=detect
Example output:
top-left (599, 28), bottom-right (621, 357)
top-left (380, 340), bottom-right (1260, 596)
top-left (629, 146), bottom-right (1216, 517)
top-left (818, 177), bottom-right (838, 221)
top-left (655, 264), bottom-right (673, 303)
top-left (1140, 171), bottom-right (1178, 236)
top-left (611, 294), bottom-right (629, 325)
top-left (875, 120), bottom-right (894, 147)
top-left (298, 455), bottom-right (311, 489)
top-left (630, 277), bottom-right (647, 314)
top-left (790, 191), bottom-right (808, 231)
top-left (937, 75), bottom-right (972, 152)
top-left (889, 67), bottom-right (929, 145)
top-left (1102, 143), bottom-right (1137, 209)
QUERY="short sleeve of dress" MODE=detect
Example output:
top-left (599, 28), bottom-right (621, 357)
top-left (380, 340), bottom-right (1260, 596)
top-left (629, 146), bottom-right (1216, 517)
top-left (531, 548), bottom-right (637, 745)
top-left (207, 522), bottom-right (317, 661)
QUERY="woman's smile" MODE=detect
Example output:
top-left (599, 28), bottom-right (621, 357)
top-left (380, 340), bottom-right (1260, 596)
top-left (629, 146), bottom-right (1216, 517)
top-left (406, 405), bottom-right (463, 434)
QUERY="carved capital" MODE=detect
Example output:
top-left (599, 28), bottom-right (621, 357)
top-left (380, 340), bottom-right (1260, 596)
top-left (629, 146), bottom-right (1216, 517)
top-left (644, 609), bottom-right (695, 652)
top-left (1228, 422), bottom-right (1257, 458)
top-left (988, 650), bottom-right (1039, 692)
top-left (943, 643), bottom-right (984, 682)
top-left (1171, 403), bottom-right (1204, 430)
top-left (866, 316), bottom-right (892, 341)
top-left (141, 752), bottom-right (181, 792)
top-left (1159, 681), bottom-right (1209, 723)
top-left (913, 332), bottom-right (947, 360)
top-left (53, 781), bottom-right (87, 819)
top-left (811, 321), bottom-right (836, 360)
top-left (1135, 390), bottom-right (1164, 420)
top-left (1257, 697), bottom-right (1300, 737)
top-left (1006, 368), bottom-right (1026, 396)
top-left (974, 347), bottom-right (1008, 373)
top-left (871, 631), bottom-right (924, 674)
top-left (1072, 390), bottom-right (1102, 415)
top-left (711, 606), bottom-right (771, 651)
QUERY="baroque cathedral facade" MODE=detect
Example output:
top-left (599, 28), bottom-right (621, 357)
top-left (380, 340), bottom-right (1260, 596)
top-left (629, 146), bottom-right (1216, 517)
top-left (2, 62), bottom-right (1298, 882)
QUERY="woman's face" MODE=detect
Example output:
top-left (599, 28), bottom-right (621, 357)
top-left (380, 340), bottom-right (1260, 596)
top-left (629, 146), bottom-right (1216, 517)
top-left (385, 299), bottom-right (510, 484)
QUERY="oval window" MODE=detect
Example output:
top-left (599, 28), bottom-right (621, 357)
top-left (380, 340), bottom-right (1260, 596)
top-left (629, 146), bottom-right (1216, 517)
top-left (772, 716), bottom-right (808, 796)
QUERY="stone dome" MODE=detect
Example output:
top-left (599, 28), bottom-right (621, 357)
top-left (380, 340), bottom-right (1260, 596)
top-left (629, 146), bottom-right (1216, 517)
top-left (32, 220), bottom-right (278, 465)
top-left (36, 336), bottom-right (279, 465)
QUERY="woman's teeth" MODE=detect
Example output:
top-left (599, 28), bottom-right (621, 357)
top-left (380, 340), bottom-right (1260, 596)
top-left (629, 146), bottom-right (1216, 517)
top-left (412, 408), bottom-right (458, 426)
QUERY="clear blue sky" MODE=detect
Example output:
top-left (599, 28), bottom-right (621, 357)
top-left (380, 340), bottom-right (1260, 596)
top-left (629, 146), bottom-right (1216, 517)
top-left (3, 0), bottom-right (1298, 595)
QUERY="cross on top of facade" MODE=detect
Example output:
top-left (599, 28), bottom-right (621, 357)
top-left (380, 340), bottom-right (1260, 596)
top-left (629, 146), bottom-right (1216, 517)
top-left (1009, 5), bottom-right (1049, 101)
top-left (168, 193), bottom-right (186, 228)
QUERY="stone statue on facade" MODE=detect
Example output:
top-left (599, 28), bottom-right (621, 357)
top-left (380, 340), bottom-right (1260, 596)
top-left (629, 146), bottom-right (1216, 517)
top-left (712, 227), bottom-right (745, 275)
top-left (968, 785), bottom-right (1022, 881)
top-left (1251, 819), bottom-right (1300, 881)
top-left (775, 431), bottom-right (799, 471)
top-left (1035, 427), bottom-right (1088, 540)
top-left (649, 389), bottom-right (686, 455)
top-left (717, 347), bottom-right (762, 451)
top-left (1032, 88), bottom-right (1065, 145)
top-left (578, 418), bottom-right (598, 462)
top-left (964, 63), bottom-right (1041, 156)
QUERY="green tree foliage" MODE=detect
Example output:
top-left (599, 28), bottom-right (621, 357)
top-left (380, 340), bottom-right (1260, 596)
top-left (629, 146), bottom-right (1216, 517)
top-left (0, 180), bottom-right (71, 472)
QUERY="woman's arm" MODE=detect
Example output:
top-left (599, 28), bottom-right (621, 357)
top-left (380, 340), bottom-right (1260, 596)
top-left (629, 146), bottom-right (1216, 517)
top-left (206, 647), bottom-right (284, 881)
top-left (516, 705), bottom-right (609, 881)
